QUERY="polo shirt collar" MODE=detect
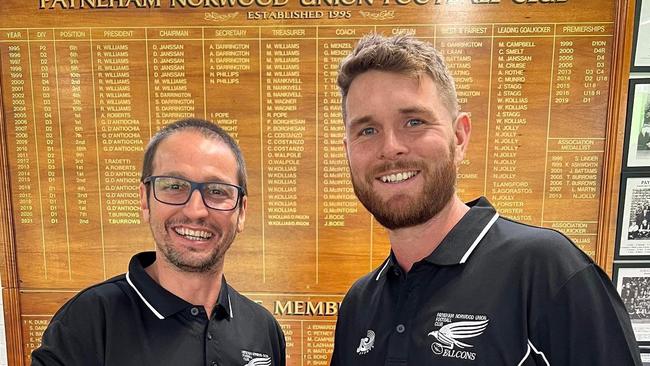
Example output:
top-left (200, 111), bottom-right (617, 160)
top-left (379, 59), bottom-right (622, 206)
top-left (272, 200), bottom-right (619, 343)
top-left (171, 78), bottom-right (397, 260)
top-left (125, 251), bottom-right (233, 320)
top-left (424, 196), bottom-right (499, 266)
top-left (376, 197), bottom-right (499, 279)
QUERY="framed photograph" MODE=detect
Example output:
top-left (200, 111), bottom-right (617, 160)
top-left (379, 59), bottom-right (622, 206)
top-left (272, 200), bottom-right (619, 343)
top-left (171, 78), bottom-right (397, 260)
top-left (624, 79), bottom-right (650, 167)
top-left (632, 0), bottom-right (650, 72)
top-left (615, 174), bottom-right (650, 259)
top-left (642, 349), bottom-right (650, 365)
top-left (613, 263), bottom-right (650, 345)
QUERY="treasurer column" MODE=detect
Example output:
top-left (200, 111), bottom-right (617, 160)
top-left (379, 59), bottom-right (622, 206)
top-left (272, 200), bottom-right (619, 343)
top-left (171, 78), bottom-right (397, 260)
top-left (260, 27), bottom-right (317, 290)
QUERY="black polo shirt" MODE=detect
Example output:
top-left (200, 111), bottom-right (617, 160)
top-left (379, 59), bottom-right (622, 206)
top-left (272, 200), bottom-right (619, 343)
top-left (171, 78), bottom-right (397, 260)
top-left (31, 252), bottom-right (285, 366)
top-left (331, 197), bottom-right (641, 365)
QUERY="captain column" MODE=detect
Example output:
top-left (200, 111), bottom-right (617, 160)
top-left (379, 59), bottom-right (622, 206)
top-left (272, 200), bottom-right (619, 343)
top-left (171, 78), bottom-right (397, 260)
top-left (542, 23), bottom-right (614, 257)
top-left (52, 28), bottom-right (103, 284)
top-left (260, 27), bottom-right (317, 290)
top-left (487, 24), bottom-right (555, 224)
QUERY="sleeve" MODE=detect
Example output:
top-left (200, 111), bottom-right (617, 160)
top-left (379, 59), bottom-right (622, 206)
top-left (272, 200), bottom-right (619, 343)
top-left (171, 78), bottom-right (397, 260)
top-left (274, 318), bottom-right (286, 366)
top-left (30, 292), bottom-right (105, 366)
top-left (529, 264), bottom-right (642, 366)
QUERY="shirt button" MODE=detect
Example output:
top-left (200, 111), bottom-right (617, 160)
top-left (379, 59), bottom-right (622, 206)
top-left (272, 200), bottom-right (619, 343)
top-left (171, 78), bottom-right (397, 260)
top-left (396, 324), bottom-right (405, 333)
top-left (207, 332), bottom-right (213, 340)
top-left (190, 307), bottom-right (199, 316)
top-left (210, 362), bottom-right (217, 366)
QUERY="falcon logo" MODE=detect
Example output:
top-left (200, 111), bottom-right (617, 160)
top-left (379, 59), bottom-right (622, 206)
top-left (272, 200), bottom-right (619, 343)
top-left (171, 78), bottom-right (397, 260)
top-left (356, 330), bottom-right (375, 355)
top-left (428, 313), bottom-right (489, 361)
top-left (241, 350), bottom-right (272, 366)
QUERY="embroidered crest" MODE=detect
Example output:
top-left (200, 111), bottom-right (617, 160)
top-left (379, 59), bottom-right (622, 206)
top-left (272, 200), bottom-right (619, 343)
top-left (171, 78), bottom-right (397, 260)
top-left (241, 350), bottom-right (272, 366)
top-left (428, 312), bottom-right (489, 361)
top-left (356, 329), bottom-right (375, 355)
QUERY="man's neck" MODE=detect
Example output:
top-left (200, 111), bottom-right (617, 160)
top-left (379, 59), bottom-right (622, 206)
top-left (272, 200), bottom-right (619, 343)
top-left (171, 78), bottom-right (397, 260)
top-left (388, 196), bottom-right (469, 273)
top-left (145, 258), bottom-right (224, 318)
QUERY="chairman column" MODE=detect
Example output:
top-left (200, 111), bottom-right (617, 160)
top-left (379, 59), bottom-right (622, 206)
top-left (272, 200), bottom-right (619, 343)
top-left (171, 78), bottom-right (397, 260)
top-left (487, 24), bottom-right (555, 224)
top-left (542, 23), bottom-right (614, 257)
top-left (146, 27), bottom-right (205, 132)
top-left (260, 27), bottom-right (317, 290)
top-left (202, 27), bottom-right (265, 289)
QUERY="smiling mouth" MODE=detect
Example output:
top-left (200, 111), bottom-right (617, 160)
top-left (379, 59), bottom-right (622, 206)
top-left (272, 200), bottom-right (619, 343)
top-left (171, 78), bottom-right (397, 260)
top-left (174, 227), bottom-right (214, 241)
top-left (379, 171), bottom-right (419, 183)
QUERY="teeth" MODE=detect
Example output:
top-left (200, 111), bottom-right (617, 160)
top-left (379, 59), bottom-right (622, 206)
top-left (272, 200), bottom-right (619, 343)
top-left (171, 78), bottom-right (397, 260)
top-left (380, 171), bottom-right (418, 183)
top-left (175, 227), bottom-right (213, 241)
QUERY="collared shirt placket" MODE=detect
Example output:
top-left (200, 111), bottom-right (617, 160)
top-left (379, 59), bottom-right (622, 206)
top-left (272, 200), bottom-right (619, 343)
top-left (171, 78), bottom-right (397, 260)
top-left (385, 265), bottom-right (425, 366)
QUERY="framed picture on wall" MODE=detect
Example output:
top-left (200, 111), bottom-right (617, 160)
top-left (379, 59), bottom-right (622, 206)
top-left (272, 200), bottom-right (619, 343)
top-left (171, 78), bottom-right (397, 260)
top-left (624, 79), bottom-right (650, 167)
top-left (632, 0), bottom-right (650, 71)
top-left (613, 263), bottom-right (650, 346)
top-left (616, 174), bottom-right (650, 259)
top-left (642, 349), bottom-right (650, 365)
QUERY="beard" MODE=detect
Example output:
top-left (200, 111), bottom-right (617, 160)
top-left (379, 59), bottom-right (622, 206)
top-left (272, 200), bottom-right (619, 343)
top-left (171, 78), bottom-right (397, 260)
top-left (350, 146), bottom-right (457, 230)
top-left (151, 216), bottom-right (238, 273)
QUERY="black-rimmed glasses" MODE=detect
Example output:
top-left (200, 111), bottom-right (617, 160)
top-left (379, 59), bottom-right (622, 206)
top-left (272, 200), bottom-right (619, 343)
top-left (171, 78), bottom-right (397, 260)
top-left (143, 176), bottom-right (244, 211)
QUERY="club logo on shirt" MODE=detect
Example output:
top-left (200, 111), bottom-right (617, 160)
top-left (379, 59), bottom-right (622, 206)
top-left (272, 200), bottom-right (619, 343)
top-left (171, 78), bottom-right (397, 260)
top-left (356, 329), bottom-right (375, 355)
top-left (428, 312), bottom-right (489, 361)
top-left (241, 350), bottom-right (272, 366)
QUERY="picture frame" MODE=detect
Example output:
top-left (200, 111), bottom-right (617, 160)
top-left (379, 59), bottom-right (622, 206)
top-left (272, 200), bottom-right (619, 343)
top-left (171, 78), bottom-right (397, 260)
top-left (642, 348), bottom-right (650, 365)
top-left (632, 0), bottom-right (650, 72)
top-left (624, 79), bottom-right (650, 168)
top-left (613, 263), bottom-right (650, 346)
top-left (615, 173), bottom-right (650, 259)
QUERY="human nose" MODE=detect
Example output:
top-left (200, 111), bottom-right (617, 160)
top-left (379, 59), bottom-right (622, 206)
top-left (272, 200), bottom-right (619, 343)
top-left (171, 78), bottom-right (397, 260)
top-left (182, 189), bottom-right (210, 219)
top-left (379, 129), bottom-right (408, 160)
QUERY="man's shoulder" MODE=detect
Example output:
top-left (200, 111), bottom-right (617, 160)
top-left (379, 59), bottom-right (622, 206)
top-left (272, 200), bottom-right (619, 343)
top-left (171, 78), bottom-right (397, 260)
top-left (493, 216), bottom-right (590, 259)
top-left (487, 216), bottom-right (595, 281)
top-left (227, 285), bottom-right (279, 325)
top-left (53, 274), bottom-right (130, 320)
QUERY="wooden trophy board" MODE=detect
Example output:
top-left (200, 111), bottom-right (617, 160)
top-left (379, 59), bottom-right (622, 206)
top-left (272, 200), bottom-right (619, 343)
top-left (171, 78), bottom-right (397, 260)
top-left (0, 0), bottom-right (622, 364)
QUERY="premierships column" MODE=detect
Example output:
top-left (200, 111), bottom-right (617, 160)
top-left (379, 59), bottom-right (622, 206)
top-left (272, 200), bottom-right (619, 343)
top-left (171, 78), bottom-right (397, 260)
top-left (260, 27), bottom-right (317, 289)
top-left (542, 23), bottom-right (614, 257)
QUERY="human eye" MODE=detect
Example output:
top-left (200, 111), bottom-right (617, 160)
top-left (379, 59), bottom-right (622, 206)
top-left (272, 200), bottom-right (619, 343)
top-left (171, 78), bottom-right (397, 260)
top-left (159, 178), bottom-right (189, 192)
top-left (205, 183), bottom-right (233, 198)
top-left (359, 126), bottom-right (377, 136)
top-left (406, 118), bottom-right (424, 127)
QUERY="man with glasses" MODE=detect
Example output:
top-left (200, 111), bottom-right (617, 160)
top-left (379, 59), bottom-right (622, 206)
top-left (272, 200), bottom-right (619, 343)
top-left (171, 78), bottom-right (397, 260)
top-left (32, 118), bottom-right (286, 366)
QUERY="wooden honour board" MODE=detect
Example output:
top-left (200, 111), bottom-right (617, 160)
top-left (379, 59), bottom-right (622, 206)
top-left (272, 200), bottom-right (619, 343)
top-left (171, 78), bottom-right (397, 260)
top-left (0, 0), bottom-right (627, 364)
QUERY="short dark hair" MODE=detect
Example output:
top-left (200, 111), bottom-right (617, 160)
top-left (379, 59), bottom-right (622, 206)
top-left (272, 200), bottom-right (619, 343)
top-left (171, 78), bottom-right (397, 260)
top-left (141, 118), bottom-right (248, 196)
top-left (337, 33), bottom-right (458, 120)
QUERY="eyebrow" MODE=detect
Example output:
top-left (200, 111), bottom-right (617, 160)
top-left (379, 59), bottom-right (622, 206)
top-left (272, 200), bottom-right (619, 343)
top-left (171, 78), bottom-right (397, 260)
top-left (346, 115), bottom-right (373, 131)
